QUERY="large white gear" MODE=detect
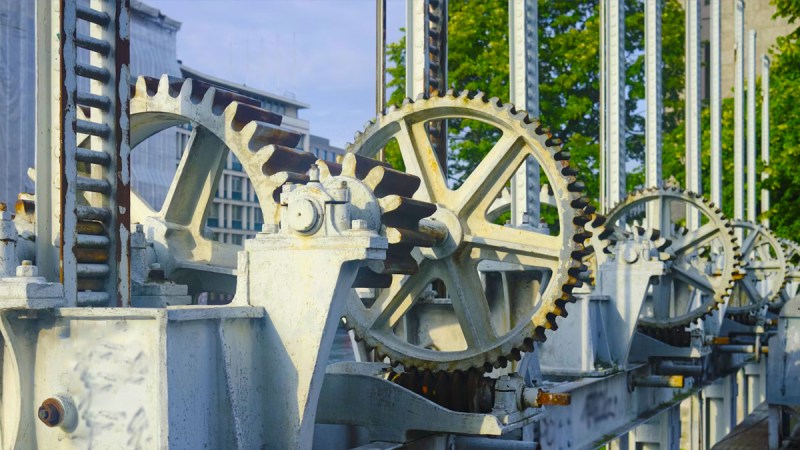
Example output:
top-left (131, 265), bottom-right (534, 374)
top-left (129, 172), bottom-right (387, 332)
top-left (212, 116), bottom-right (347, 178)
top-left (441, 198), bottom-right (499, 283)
top-left (344, 92), bottom-right (590, 372)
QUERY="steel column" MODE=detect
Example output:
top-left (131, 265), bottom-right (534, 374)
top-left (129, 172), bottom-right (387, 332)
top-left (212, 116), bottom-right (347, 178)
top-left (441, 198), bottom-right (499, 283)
top-left (733, 1), bottom-right (745, 224)
top-left (376, 0), bottom-right (386, 160)
top-left (601, 0), bottom-right (626, 212)
top-left (710, 0), bottom-right (722, 208)
top-left (685, 0), bottom-right (702, 230)
top-left (405, 0), bottom-right (447, 169)
top-left (509, 0), bottom-right (540, 226)
top-left (599, 0), bottom-right (607, 212)
top-left (645, 0), bottom-right (662, 227)
top-left (761, 56), bottom-right (770, 227)
top-left (406, 1), bottom-right (427, 100)
top-left (747, 30), bottom-right (757, 223)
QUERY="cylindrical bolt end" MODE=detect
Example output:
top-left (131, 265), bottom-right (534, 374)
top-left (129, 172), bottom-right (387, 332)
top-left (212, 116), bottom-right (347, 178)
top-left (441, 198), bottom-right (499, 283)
top-left (38, 398), bottom-right (65, 427)
top-left (522, 388), bottom-right (571, 408)
top-left (632, 375), bottom-right (685, 388)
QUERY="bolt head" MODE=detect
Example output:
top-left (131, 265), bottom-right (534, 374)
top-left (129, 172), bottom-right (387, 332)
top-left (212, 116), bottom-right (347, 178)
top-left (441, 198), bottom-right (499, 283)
top-left (261, 223), bottom-right (280, 234)
top-left (351, 219), bottom-right (370, 231)
top-left (37, 398), bottom-right (64, 427)
top-left (16, 262), bottom-right (38, 278)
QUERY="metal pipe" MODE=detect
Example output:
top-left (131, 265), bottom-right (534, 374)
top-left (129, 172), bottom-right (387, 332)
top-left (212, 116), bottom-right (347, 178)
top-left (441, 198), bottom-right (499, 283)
top-left (376, 0), bottom-right (386, 161)
top-left (685, 0), bottom-right (701, 230)
top-left (734, 1), bottom-right (745, 224)
top-left (761, 55), bottom-right (770, 227)
top-left (632, 375), bottom-right (685, 388)
top-left (747, 30), bottom-right (757, 222)
top-left (509, 0), bottom-right (540, 227)
top-left (716, 344), bottom-right (756, 354)
top-left (710, 0), bottom-right (722, 207)
top-left (655, 361), bottom-right (704, 377)
top-left (605, 0), bottom-right (625, 211)
top-left (599, 0), bottom-right (606, 212)
top-left (645, 0), bottom-right (662, 227)
top-left (450, 436), bottom-right (537, 450)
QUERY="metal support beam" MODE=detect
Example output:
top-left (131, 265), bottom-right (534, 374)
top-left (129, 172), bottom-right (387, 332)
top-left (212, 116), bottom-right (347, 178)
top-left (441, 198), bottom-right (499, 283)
top-left (376, 0), bottom-right (386, 160)
top-left (601, 0), bottom-right (626, 212)
top-left (406, 1), bottom-right (427, 100)
top-left (733, 1), bottom-right (745, 223)
top-left (747, 30), bottom-right (757, 223)
top-left (509, 0), bottom-right (539, 226)
top-left (685, 0), bottom-right (702, 230)
top-left (761, 56), bottom-right (770, 227)
top-left (405, 0), bottom-right (447, 170)
top-left (710, 0), bottom-right (722, 208)
top-left (645, 0), bottom-right (662, 227)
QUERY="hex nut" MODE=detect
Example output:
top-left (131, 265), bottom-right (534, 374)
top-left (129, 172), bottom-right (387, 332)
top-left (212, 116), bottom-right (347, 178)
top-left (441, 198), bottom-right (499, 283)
top-left (38, 398), bottom-right (65, 427)
top-left (16, 261), bottom-right (38, 277)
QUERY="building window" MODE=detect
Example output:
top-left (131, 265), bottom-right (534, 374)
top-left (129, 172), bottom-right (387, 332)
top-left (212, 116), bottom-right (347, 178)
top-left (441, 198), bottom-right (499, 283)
top-left (231, 176), bottom-right (243, 200)
top-left (232, 205), bottom-right (243, 229)
top-left (231, 234), bottom-right (243, 245)
top-left (231, 154), bottom-right (243, 171)
top-left (323, 150), bottom-right (328, 161)
top-left (207, 204), bottom-right (219, 228)
top-left (254, 208), bottom-right (264, 231)
top-left (175, 129), bottom-right (190, 161)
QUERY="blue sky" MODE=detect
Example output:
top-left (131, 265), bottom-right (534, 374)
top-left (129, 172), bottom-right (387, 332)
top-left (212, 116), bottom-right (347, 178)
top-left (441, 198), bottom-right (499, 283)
top-left (146, 0), bottom-right (406, 148)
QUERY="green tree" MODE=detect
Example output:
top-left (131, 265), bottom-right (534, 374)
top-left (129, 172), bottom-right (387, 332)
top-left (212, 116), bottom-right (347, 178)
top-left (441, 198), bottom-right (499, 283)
top-left (762, 1), bottom-right (800, 238)
top-left (660, 1), bottom-right (800, 239)
top-left (385, 0), bottom-right (686, 206)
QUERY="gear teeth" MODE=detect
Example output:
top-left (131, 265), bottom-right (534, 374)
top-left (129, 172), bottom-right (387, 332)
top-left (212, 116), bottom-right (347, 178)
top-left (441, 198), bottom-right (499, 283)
top-left (553, 150), bottom-right (570, 161)
top-left (473, 91), bottom-right (485, 101)
top-left (562, 166), bottom-right (579, 177)
top-left (546, 137), bottom-right (562, 147)
top-left (365, 166), bottom-right (422, 198)
top-left (592, 214), bottom-right (607, 228)
top-left (567, 181), bottom-right (586, 193)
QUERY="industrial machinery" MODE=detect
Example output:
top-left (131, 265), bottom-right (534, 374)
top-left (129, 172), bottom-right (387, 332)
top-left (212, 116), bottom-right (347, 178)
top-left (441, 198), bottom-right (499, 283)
top-left (0, 0), bottom-right (798, 449)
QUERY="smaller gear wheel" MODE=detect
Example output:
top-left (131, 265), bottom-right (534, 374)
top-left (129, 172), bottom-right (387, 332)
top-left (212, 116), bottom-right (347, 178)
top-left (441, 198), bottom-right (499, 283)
top-left (603, 187), bottom-right (741, 330)
top-left (725, 221), bottom-right (787, 317)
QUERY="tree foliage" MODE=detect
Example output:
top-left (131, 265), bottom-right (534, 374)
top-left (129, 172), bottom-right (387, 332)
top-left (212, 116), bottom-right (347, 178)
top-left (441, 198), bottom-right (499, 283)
top-left (385, 0), bottom-right (685, 204)
top-left (383, 0), bottom-right (800, 238)
top-left (761, 1), bottom-right (800, 238)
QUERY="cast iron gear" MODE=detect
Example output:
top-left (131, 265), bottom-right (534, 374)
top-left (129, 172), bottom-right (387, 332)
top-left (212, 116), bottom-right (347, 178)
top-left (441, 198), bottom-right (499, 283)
top-left (726, 220), bottom-right (787, 316)
top-left (344, 92), bottom-right (591, 372)
top-left (604, 187), bottom-right (741, 330)
top-left (130, 75), bottom-right (436, 288)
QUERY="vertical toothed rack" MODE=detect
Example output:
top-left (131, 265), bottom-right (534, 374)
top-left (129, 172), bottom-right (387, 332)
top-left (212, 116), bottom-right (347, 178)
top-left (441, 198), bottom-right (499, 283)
top-left (50, 0), bottom-right (131, 307)
top-left (406, 0), bottom-right (448, 169)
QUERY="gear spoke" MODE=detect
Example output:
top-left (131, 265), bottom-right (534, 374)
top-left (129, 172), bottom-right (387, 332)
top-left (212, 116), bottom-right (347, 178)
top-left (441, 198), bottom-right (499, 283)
top-left (670, 223), bottom-right (719, 255)
top-left (464, 226), bottom-right (561, 271)
top-left (671, 264), bottom-right (716, 294)
top-left (367, 260), bottom-right (443, 331)
top-left (395, 119), bottom-right (448, 203)
top-left (451, 133), bottom-right (526, 214)
top-left (444, 257), bottom-right (497, 349)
